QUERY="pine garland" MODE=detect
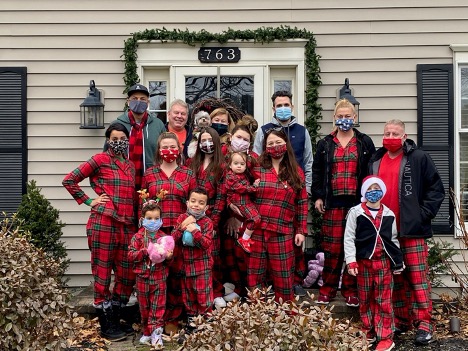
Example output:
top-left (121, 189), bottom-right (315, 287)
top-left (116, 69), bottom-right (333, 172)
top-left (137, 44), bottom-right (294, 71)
top-left (122, 26), bottom-right (322, 146)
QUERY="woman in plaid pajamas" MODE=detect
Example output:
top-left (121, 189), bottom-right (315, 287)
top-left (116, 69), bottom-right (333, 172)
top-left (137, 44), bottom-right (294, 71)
top-left (247, 129), bottom-right (308, 302)
top-left (128, 201), bottom-right (173, 347)
top-left (63, 123), bottom-right (135, 341)
top-left (312, 99), bottom-right (375, 307)
top-left (142, 132), bottom-right (197, 334)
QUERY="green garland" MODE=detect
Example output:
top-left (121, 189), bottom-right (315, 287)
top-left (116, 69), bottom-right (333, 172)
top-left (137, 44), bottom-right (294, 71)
top-left (122, 26), bottom-right (322, 145)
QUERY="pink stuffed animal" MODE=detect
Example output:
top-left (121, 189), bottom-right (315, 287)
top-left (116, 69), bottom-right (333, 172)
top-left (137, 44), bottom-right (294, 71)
top-left (303, 252), bottom-right (325, 288)
top-left (147, 235), bottom-right (175, 264)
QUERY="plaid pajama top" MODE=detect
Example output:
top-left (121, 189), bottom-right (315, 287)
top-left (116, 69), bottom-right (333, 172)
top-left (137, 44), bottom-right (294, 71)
top-left (225, 170), bottom-right (257, 206)
top-left (142, 165), bottom-right (197, 228)
top-left (253, 166), bottom-right (308, 236)
top-left (331, 134), bottom-right (358, 196)
top-left (172, 213), bottom-right (214, 277)
top-left (128, 227), bottom-right (171, 281)
top-left (62, 150), bottom-right (135, 224)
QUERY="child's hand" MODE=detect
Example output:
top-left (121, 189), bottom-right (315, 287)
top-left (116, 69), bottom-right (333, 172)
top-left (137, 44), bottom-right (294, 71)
top-left (180, 215), bottom-right (196, 230)
top-left (185, 223), bottom-right (198, 233)
top-left (347, 262), bottom-right (358, 276)
top-left (253, 179), bottom-right (260, 187)
top-left (166, 250), bottom-right (173, 260)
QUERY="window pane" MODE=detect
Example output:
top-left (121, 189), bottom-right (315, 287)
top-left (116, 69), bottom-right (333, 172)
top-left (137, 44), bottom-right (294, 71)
top-left (220, 76), bottom-right (254, 115)
top-left (185, 76), bottom-right (217, 113)
top-left (274, 80), bottom-right (292, 93)
top-left (461, 67), bottom-right (468, 128)
top-left (149, 81), bottom-right (167, 124)
top-left (460, 133), bottom-right (468, 213)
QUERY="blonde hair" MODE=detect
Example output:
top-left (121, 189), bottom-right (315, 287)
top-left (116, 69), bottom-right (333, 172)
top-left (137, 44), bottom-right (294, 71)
top-left (210, 108), bottom-right (235, 130)
top-left (385, 119), bottom-right (406, 131)
top-left (331, 99), bottom-right (356, 132)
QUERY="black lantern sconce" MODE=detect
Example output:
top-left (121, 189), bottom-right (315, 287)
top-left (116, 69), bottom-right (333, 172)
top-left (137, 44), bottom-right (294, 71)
top-left (338, 78), bottom-right (360, 126)
top-left (80, 80), bottom-right (105, 129)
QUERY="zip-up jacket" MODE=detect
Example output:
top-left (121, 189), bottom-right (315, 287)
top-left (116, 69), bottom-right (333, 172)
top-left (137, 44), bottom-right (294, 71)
top-left (344, 204), bottom-right (403, 271)
top-left (253, 116), bottom-right (313, 194)
top-left (368, 139), bottom-right (445, 238)
top-left (311, 129), bottom-right (375, 208)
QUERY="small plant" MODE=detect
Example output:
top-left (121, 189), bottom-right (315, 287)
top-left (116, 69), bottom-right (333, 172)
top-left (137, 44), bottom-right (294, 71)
top-left (0, 214), bottom-right (76, 350)
top-left (176, 288), bottom-right (369, 351)
top-left (15, 180), bottom-right (69, 279)
top-left (427, 238), bottom-right (456, 288)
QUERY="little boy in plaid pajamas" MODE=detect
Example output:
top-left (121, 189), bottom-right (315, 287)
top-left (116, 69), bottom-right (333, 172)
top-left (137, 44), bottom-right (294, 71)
top-left (128, 201), bottom-right (173, 347)
top-left (224, 151), bottom-right (261, 253)
top-left (172, 187), bottom-right (214, 338)
top-left (344, 176), bottom-right (404, 351)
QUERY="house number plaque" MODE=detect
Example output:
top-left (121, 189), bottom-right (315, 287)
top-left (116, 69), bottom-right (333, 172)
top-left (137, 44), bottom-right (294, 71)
top-left (198, 47), bottom-right (241, 63)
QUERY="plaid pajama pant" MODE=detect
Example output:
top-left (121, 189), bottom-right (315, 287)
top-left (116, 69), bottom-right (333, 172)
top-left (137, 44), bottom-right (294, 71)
top-left (293, 244), bottom-right (306, 285)
top-left (136, 276), bottom-right (167, 336)
top-left (182, 271), bottom-right (213, 316)
top-left (357, 240), bottom-right (394, 342)
top-left (86, 212), bottom-right (136, 305)
top-left (247, 229), bottom-right (295, 302)
top-left (220, 229), bottom-right (248, 296)
top-left (319, 208), bottom-right (357, 299)
top-left (393, 237), bottom-right (432, 332)
top-left (211, 230), bottom-right (225, 298)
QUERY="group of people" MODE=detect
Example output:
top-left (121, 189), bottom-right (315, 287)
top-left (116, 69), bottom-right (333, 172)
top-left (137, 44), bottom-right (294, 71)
top-left (62, 84), bottom-right (445, 351)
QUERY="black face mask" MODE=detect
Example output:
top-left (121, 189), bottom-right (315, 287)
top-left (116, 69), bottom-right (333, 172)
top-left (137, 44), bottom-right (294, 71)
top-left (211, 123), bottom-right (229, 136)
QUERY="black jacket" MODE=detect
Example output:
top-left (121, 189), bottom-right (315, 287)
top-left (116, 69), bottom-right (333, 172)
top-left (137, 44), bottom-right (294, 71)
top-left (368, 139), bottom-right (445, 238)
top-left (311, 129), bottom-right (376, 208)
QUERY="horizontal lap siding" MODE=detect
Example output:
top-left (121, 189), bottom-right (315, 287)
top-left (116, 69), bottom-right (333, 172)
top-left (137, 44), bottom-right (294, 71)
top-left (3, 1), bottom-right (467, 286)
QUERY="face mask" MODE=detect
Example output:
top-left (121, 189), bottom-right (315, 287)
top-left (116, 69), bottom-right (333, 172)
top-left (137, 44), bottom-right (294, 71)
top-left (160, 149), bottom-right (179, 163)
top-left (200, 140), bottom-right (215, 154)
top-left (108, 140), bottom-right (129, 155)
top-left (335, 118), bottom-right (354, 132)
top-left (129, 100), bottom-right (148, 114)
top-left (266, 144), bottom-right (287, 159)
top-left (382, 138), bottom-right (403, 153)
top-left (211, 123), bottom-right (229, 136)
top-left (187, 207), bottom-right (206, 220)
top-left (275, 107), bottom-right (292, 121)
top-left (230, 138), bottom-right (250, 152)
top-left (142, 218), bottom-right (163, 232)
top-left (365, 190), bottom-right (384, 203)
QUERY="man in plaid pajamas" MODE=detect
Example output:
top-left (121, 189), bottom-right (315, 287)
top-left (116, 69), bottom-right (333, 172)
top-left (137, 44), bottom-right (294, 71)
top-left (369, 119), bottom-right (445, 346)
top-left (172, 188), bottom-right (214, 339)
top-left (344, 176), bottom-right (404, 351)
top-left (63, 123), bottom-right (136, 341)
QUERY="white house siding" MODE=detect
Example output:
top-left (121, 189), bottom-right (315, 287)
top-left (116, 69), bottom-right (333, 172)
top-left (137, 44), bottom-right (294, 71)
top-left (1, 0), bottom-right (468, 286)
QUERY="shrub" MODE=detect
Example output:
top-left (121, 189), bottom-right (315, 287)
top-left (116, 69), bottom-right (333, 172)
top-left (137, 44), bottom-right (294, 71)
top-left (0, 215), bottom-right (76, 351)
top-left (15, 180), bottom-right (69, 279)
top-left (175, 288), bottom-right (369, 351)
top-left (427, 238), bottom-right (456, 288)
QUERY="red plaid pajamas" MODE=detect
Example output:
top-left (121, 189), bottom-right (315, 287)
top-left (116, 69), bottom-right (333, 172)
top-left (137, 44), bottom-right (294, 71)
top-left (128, 228), bottom-right (171, 335)
top-left (331, 135), bottom-right (358, 197)
top-left (172, 213), bottom-right (214, 316)
top-left (247, 166), bottom-right (308, 302)
top-left (393, 237), bottom-right (432, 332)
top-left (357, 239), bottom-right (395, 342)
top-left (63, 151), bottom-right (136, 305)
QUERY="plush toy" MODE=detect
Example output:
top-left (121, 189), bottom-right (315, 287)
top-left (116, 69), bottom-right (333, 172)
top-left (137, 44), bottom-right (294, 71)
top-left (147, 235), bottom-right (175, 264)
top-left (182, 223), bottom-right (199, 247)
top-left (303, 252), bottom-right (325, 288)
top-left (187, 111), bottom-right (211, 158)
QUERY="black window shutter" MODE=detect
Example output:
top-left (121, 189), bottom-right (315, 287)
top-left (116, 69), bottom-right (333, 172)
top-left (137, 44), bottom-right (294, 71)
top-left (0, 68), bottom-right (27, 214)
top-left (417, 64), bottom-right (453, 234)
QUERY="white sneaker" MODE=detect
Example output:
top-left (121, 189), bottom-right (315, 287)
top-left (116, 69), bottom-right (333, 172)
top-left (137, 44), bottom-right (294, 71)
top-left (223, 292), bottom-right (240, 302)
top-left (139, 335), bottom-right (151, 345)
top-left (213, 296), bottom-right (227, 308)
top-left (223, 282), bottom-right (235, 295)
top-left (127, 292), bottom-right (138, 306)
top-left (151, 327), bottom-right (163, 347)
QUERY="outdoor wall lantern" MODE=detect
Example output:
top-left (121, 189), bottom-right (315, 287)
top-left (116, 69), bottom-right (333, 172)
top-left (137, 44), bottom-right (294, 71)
top-left (80, 80), bottom-right (105, 129)
top-left (338, 78), bottom-right (360, 126)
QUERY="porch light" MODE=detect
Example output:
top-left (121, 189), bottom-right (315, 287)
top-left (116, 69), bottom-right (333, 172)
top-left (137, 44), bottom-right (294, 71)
top-left (80, 80), bottom-right (105, 129)
top-left (339, 78), bottom-right (360, 126)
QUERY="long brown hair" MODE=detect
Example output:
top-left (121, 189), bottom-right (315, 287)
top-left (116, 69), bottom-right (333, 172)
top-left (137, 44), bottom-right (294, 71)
top-left (189, 127), bottom-right (223, 186)
top-left (153, 132), bottom-right (182, 165)
top-left (258, 129), bottom-right (303, 191)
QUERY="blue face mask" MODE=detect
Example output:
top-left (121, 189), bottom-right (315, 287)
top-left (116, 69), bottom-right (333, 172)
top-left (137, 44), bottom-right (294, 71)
top-left (365, 190), bottom-right (384, 203)
top-left (275, 107), bottom-right (292, 121)
top-left (211, 123), bottom-right (229, 136)
top-left (142, 218), bottom-right (163, 232)
top-left (335, 118), bottom-right (354, 132)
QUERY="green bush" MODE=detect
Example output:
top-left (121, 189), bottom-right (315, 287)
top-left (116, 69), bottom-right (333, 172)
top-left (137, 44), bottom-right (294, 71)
top-left (16, 180), bottom-right (69, 279)
top-left (0, 215), bottom-right (76, 350)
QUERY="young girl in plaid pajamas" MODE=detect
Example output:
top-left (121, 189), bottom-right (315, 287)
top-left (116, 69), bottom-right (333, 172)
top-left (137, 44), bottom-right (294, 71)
top-left (63, 123), bottom-right (135, 342)
top-left (344, 176), bottom-right (404, 351)
top-left (128, 201), bottom-right (173, 347)
top-left (172, 187), bottom-right (214, 339)
top-left (312, 99), bottom-right (376, 307)
top-left (225, 151), bottom-right (261, 253)
top-left (247, 129), bottom-right (308, 302)
top-left (142, 132), bottom-right (197, 334)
